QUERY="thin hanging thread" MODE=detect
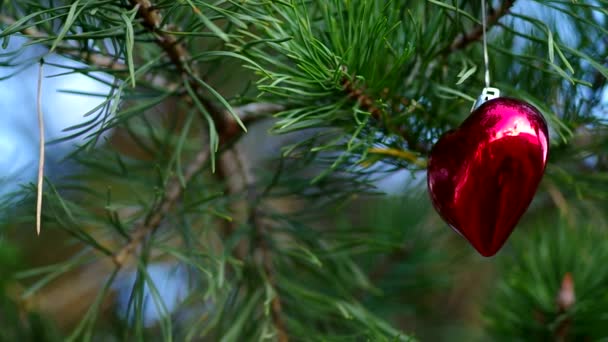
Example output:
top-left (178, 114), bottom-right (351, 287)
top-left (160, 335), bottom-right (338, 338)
top-left (481, 0), bottom-right (491, 88)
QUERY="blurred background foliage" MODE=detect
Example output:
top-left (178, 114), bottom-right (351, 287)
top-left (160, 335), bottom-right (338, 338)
top-left (0, 0), bottom-right (607, 341)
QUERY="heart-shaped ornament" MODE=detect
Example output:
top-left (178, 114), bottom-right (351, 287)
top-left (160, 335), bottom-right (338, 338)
top-left (427, 97), bottom-right (549, 257)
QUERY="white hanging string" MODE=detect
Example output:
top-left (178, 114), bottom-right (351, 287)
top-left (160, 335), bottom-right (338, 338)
top-left (481, 0), bottom-right (491, 88)
top-left (471, 0), bottom-right (499, 111)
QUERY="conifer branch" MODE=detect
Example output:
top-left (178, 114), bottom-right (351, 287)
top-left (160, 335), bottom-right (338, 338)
top-left (342, 77), bottom-right (383, 120)
top-left (342, 76), bottom-right (428, 154)
top-left (0, 14), bottom-right (127, 71)
top-left (124, 7), bottom-right (287, 333)
top-left (112, 104), bottom-right (281, 267)
top-left (126, 0), bottom-right (245, 140)
top-left (257, 217), bottom-right (289, 342)
top-left (238, 102), bottom-right (285, 126)
top-left (251, 199), bottom-right (288, 341)
top-left (444, 0), bottom-right (516, 54)
top-left (217, 149), bottom-right (251, 260)
top-left (113, 149), bottom-right (210, 267)
top-left (219, 146), bottom-right (289, 340)
top-left (6, 0), bottom-right (285, 267)
top-left (0, 14), bottom-right (37, 36)
top-left (125, 0), bottom-right (244, 258)
top-left (127, 0), bottom-right (188, 75)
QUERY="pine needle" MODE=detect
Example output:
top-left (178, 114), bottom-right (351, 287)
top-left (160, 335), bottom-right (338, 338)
top-left (36, 59), bottom-right (45, 235)
top-left (367, 147), bottom-right (427, 168)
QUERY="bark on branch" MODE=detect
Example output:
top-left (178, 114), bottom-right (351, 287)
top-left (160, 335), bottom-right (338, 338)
top-left (111, 102), bottom-right (281, 267)
top-left (112, 149), bottom-right (210, 267)
top-left (116, 2), bottom-right (290, 338)
top-left (444, 0), bottom-right (516, 54)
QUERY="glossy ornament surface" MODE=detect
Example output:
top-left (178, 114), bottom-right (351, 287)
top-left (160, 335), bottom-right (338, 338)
top-left (427, 97), bottom-right (549, 257)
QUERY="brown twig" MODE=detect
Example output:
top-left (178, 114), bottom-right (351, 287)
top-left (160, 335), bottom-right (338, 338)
top-left (127, 1), bottom-right (188, 74)
top-left (112, 149), bottom-right (210, 267)
top-left (116, 0), bottom-right (237, 266)
top-left (238, 102), bottom-right (285, 126)
top-left (218, 143), bottom-right (289, 340)
top-left (340, 1), bottom-right (517, 153)
top-left (0, 14), bottom-right (39, 36)
top-left (126, 0), bottom-right (239, 140)
top-left (3, 3), bottom-right (283, 263)
top-left (342, 77), bottom-right (383, 120)
top-left (444, 0), bottom-right (516, 54)
top-left (251, 205), bottom-right (289, 342)
top-left (213, 103), bottom-right (288, 339)
top-left (128, 0), bottom-right (293, 331)
top-left (112, 101), bottom-right (282, 267)
top-left (260, 224), bottom-right (289, 342)
top-left (113, 2), bottom-right (289, 337)
top-left (341, 76), bottom-right (429, 154)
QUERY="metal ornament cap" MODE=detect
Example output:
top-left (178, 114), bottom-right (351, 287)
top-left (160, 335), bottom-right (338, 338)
top-left (472, 87), bottom-right (501, 111)
top-left (427, 97), bottom-right (549, 257)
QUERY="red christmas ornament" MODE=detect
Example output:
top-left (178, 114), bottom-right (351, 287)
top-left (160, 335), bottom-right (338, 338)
top-left (427, 97), bottom-right (549, 257)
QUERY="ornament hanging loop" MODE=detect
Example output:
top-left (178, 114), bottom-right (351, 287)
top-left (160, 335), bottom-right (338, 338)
top-left (471, 87), bottom-right (501, 111)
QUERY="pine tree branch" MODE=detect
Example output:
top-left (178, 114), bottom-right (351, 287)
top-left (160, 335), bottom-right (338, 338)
top-left (214, 106), bottom-right (281, 261)
top-left (112, 103), bottom-right (281, 267)
top-left (126, 0), bottom-right (255, 142)
top-left (124, 0), bottom-right (249, 260)
top-left (238, 102), bottom-right (285, 126)
top-left (3, 3), bottom-right (286, 268)
top-left (111, 12), bottom-right (289, 334)
top-left (1, 14), bottom-right (285, 116)
top-left (443, 0), bottom-right (516, 54)
top-left (0, 14), bottom-right (38, 36)
top-left (218, 146), bottom-right (289, 341)
top-left (3, 14), bottom-right (289, 331)
top-left (342, 77), bottom-right (383, 120)
top-left (257, 213), bottom-right (289, 342)
top-left (0, 14), bottom-right (126, 71)
top-left (127, 0), bottom-right (188, 75)
top-left (341, 75), bottom-right (429, 154)
top-left (217, 148), bottom-right (251, 260)
top-left (113, 148), bottom-right (210, 267)
top-left (125, 5), bottom-right (290, 336)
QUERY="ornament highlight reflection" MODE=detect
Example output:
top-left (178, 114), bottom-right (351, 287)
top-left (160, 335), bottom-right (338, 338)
top-left (427, 98), bottom-right (549, 257)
